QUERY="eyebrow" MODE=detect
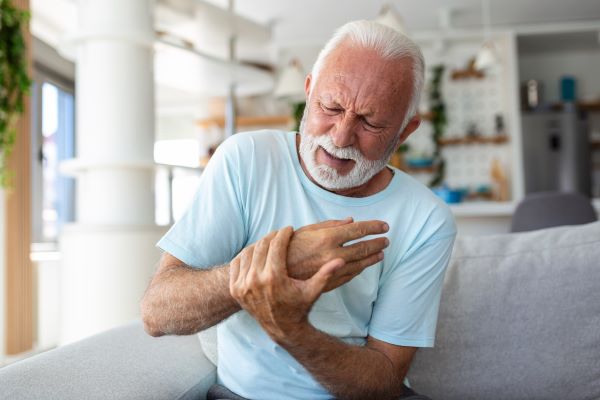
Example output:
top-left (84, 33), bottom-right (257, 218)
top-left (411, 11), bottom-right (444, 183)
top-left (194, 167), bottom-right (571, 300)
top-left (318, 96), bottom-right (388, 124)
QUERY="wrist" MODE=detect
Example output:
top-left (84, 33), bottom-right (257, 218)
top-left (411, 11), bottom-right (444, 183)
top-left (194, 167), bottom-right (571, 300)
top-left (268, 318), bottom-right (314, 346)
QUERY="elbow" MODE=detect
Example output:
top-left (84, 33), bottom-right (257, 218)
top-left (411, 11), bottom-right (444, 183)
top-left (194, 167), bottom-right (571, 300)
top-left (140, 297), bottom-right (165, 337)
top-left (142, 317), bottom-right (164, 337)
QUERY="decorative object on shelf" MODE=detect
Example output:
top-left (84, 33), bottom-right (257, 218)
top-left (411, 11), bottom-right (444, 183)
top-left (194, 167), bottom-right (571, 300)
top-left (428, 64), bottom-right (446, 187)
top-left (490, 158), bottom-right (509, 201)
top-left (432, 184), bottom-right (466, 204)
top-left (274, 59), bottom-right (306, 132)
top-left (494, 114), bottom-right (505, 136)
top-left (520, 79), bottom-right (543, 110)
top-left (474, 0), bottom-right (499, 71)
top-left (406, 155), bottom-right (434, 169)
top-left (451, 58), bottom-right (485, 80)
top-left (560, 75), bottom-right (577, 103)
top-left (0, 0), bottom-right (31, 187)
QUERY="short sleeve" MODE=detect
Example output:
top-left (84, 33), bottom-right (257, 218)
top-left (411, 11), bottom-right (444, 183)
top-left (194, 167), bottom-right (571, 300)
top-left (368, 234), bottom-right (455, 347)
top-left (156, 137), bottom-right (248, 268)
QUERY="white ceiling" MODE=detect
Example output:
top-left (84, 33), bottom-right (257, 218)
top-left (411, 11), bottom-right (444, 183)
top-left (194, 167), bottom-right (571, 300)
top-left (203, 0), bottom-right (600, 47)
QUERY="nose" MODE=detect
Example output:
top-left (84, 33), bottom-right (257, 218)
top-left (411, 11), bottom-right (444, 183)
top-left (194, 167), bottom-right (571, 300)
top-left (330, 114), bottom-right (357, 148)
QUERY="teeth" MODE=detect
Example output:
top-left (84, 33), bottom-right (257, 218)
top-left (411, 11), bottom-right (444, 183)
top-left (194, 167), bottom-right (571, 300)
top-left (322, 147), bottom-right (348, 161)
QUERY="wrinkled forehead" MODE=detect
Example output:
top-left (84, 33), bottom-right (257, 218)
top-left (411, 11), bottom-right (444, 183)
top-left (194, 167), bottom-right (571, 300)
top-left (314, 44), bottom-right (414, 110)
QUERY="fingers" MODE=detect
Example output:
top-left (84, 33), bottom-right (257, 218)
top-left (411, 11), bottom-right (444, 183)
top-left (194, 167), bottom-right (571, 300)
top-left (252, 231), bottom-right (277, 274)
top-left (266, 226), bottom-right (294, 274)
top-left (331, 220), bottom-right (389, 244)
top-left (341, 237), bottom-right (389, 262)
top-left (304, 258), bottom-right (345, 301)
top-left (322, 252), bottom-right (384, 292)
top-left (297, 217), bottom-right (353, 233)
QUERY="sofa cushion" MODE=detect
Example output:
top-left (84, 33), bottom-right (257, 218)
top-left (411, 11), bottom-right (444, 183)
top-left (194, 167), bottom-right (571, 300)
top-left (407, 221), bottom-right (600, 400)
top-left (0, 321), bottom-right (216, 400)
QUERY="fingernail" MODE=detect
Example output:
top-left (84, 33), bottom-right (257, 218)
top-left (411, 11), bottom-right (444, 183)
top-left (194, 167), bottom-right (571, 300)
top-left (382, 223), bottom-right (389, 232)
top-left (378, 252), bottom-right (385, 261)
top-left (384, 238), bottom-right (390, 247)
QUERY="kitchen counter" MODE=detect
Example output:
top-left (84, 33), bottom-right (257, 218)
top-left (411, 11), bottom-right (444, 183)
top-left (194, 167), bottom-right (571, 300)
top-left (449, 198), bottom-right (600, 236)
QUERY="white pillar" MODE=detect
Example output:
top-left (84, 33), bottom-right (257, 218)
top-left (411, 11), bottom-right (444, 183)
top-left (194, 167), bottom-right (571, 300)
top-left (59, 0), bottom-right (166, 344)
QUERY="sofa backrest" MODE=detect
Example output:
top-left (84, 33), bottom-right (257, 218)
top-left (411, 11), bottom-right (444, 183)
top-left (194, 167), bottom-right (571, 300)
top-left (408, 221), bottom-right (600, 400)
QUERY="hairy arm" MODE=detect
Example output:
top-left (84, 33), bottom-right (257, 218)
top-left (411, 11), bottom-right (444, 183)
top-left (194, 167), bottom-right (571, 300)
top-left (141, 219), bottom-right (389, 337)
top-left (230, 226), bottom-right (414, 399)
top-left (273, 325), bottom-right (416, 400)
top-left (141, 253), bottom-right (238, 336)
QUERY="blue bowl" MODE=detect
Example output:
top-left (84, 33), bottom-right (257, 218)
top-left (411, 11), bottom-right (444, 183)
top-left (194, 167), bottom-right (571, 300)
top-left (406, 158), bottom-right (434, 168)
top-left (432, 187), bottom-right (465, 204)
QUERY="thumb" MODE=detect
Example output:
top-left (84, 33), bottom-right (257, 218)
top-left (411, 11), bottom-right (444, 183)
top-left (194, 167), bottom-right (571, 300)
top-left (303, 258), bottom-right (345, 302)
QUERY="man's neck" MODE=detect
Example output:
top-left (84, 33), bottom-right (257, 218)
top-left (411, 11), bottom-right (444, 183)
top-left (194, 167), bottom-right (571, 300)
top-left (295, 134), bottom-right (393, 198)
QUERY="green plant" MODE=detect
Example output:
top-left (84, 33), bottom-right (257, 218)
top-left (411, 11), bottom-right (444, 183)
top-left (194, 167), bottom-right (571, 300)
top-left (0, 0), bottom-right (31, 187)
top-left (428, 64), bottom-right (446, 187)
top-left (291, 101), bottom-right (305, 132)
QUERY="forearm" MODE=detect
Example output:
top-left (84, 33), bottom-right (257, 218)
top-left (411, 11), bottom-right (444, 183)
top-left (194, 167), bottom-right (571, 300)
top-left (272, 324), bottom-right (404, 400)
top-left (141, 264), bottom-right (240, 336)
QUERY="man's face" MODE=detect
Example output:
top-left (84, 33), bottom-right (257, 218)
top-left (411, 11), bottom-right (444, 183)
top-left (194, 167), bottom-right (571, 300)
top-left (299, 42), bottom-right (417, 192)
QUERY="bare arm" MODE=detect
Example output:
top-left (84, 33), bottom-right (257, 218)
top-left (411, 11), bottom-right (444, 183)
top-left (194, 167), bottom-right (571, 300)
top-left (273, 325), bottom-right (416, 399)
top-left (230, 226), bottom-right (415, 399)
top-left (141, 253), bottom-right (239, 336)
top-left (141, 219), bottom-right (389, 337)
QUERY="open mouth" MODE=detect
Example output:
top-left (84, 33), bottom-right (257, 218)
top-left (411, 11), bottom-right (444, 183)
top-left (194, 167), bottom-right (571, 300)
top-left (318, 146), bottom-right (354, 169)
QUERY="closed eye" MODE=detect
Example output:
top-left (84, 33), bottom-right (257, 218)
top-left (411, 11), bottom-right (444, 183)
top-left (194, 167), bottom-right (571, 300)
top-left (320, 103), bottom-right (342, 115)
top-left (362, 118), bottom-right (384, 131)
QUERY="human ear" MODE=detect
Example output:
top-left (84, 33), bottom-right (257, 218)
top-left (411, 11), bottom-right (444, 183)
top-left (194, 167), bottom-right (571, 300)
top-left (304, 74), bottom-right (312, 99)
top-left (398, 116), bottom-right (421, 143)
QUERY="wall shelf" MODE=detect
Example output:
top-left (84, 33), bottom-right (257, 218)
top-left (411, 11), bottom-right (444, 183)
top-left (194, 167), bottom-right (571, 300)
top-left (401, 165), bottom-right (437, 174)
top-left (438, 135), bottom-right (510, 146)
top-left (196, 115), bottom-right (292, 129)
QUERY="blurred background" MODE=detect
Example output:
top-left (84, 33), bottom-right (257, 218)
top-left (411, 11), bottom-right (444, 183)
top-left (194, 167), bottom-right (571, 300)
top-left (1, 0), bottom-right (599, 365)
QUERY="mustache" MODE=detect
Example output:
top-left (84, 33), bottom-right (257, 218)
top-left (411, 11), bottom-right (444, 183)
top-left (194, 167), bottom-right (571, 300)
top-left (312, 135), bottom-right (364, 162)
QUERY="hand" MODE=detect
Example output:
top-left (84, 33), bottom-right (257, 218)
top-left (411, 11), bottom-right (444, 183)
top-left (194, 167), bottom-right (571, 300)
top-left (287, 218), bottom-right (389, 291)
top-left (229, 227), bottom-right (345, 340)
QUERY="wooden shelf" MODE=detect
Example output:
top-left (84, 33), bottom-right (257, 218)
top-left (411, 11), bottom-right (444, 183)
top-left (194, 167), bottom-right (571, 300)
top-left (401, 165), bottom-right (437, 174)
top-left (579, 101), bottom-right (600, 112)
top-left (548, 101), bottom-right (600, 112)
top-left (197, 115), bottom-right (292, 129)
top-left (438, 135), bottom-right (509, 146)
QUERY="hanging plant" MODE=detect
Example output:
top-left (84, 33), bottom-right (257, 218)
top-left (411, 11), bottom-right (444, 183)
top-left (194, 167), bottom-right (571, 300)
top-left (0, 0), bottom-right (31, 187)
top-left (428, 64), bottom-right (447, 187)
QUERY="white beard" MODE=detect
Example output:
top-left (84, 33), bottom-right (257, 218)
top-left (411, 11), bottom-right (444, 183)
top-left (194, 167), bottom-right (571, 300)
top-left (298, 116), bottom-right (396, 191)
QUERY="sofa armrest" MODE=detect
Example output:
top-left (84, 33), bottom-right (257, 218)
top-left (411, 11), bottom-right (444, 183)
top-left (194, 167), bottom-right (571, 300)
top-left (0, 321), bottom-right (217, 400)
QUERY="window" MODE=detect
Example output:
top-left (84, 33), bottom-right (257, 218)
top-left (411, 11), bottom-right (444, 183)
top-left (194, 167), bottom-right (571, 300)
top-left (31, 68), bottom-right (75, 243)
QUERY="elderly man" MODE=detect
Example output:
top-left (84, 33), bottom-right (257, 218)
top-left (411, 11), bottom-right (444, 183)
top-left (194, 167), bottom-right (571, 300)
top-left (142, 20), bottom-right (456, 400)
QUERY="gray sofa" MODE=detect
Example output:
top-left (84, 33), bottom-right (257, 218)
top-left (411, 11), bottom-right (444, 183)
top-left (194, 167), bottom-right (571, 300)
top-left (2, 221), bottom-right (599, 400)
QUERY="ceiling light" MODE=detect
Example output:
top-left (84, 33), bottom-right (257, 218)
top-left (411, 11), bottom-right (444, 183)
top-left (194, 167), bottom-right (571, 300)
top-left (374, 4), bottom-right (408, 36)
top-left (273, 59), bottom-right (306, 102)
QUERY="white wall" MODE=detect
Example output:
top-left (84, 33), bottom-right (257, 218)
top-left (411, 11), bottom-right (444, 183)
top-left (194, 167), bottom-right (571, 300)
top-left (519, 49), bottom-right (600, 102)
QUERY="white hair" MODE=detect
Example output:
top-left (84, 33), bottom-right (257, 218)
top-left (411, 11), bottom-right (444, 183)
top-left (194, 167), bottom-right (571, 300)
top-left (310, 20), bottom-right (425, 132)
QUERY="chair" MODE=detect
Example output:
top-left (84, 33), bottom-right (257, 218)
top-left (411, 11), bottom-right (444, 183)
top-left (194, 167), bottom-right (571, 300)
top-left (510, 191), bottom-right (597, 232)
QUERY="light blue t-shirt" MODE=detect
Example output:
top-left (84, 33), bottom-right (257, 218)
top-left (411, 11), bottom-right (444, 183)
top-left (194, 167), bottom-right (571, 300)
top-left (157, 130), bottom-right (456, 400)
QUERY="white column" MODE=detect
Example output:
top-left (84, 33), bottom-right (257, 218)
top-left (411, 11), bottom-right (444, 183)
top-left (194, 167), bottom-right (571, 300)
top-left (59, 0), bottom-right (166, 344)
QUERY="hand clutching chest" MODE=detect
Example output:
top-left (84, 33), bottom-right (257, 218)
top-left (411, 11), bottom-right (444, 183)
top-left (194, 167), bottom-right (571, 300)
top-left (228, 220), bottom-right (388, 341)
